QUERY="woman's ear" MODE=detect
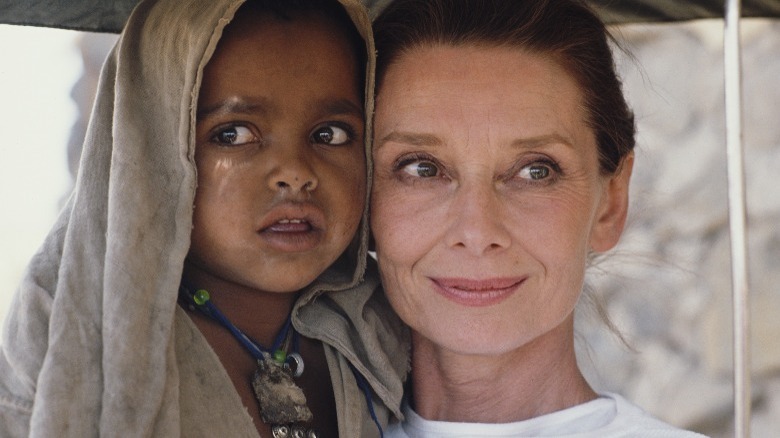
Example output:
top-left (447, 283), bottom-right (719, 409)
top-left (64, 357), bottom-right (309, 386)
top-left (590, 152), bottom-right (634, 253)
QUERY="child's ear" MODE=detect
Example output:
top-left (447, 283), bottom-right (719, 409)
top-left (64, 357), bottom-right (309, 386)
top-left (590, 152), bottom-right (634, 253)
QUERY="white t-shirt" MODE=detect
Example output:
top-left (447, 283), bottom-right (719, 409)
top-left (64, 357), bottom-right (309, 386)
top-left (385, 392), bottom-right (708, 437)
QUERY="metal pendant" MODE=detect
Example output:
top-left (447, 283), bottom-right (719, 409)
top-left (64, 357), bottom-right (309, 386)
top-left (252, 353), bottom-right (313, 425)
top-left (271, 424), bottom-right (318, 438)
top-left (284, 352), bottom-right (304, 378)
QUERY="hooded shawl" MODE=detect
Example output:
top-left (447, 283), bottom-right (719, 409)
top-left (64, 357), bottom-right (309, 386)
top-left (0, 0), bottom-right (409, 436)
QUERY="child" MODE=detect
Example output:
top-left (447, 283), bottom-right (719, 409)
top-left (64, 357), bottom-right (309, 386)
top-left (0, 0), bottom-right (408, 436)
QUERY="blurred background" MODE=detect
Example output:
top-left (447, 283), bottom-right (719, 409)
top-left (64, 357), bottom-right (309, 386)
top-left (0, 14), bottom-right (778, 438)
top-left (578, 19), bottom-right (780, 437)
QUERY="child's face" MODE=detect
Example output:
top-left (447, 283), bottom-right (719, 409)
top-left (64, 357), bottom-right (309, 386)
top-left (189, 10), bottom-right (366, 294)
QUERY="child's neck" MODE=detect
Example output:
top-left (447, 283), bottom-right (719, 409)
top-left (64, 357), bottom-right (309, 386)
top-left (181, 263), bottom-right (297, 348)
top-left (180, 263), bottom-right (332, 436)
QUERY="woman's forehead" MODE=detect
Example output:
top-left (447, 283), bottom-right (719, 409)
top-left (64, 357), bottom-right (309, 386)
top-left (376, 45), bottom-right (587, 133)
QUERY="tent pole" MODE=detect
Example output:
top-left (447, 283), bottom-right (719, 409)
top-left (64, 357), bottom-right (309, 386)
top-left (723, 0), bottom-right (750, 437)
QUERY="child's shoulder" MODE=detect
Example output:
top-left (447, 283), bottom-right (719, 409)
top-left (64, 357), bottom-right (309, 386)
top-left (295, 256), bottom-right (411, 418)
top-left (296, 256), bottom-right (407, 351)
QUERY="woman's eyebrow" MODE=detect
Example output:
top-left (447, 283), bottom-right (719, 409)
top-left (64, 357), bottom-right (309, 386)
top-left (377, 132), bottom-right (573, 150)
top-left (376, 131), bottom-right (442, 149)
top-left (510, 133), bottom-right (574, 150)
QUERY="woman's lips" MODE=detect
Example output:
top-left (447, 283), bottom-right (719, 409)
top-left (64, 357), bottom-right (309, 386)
top-left (258, 204), bottom-right (325, 252)
top-left (430, 277), bottom-right (524, 307)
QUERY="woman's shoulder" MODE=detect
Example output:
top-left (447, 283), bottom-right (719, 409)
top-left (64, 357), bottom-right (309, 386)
top-left (600, 392), bottom-right (709, 437)
top-left (385, 393), bottom-right (708, 438)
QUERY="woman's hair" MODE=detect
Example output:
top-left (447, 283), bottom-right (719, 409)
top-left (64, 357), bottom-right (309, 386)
top-left (373, 0), bottom-right (635, 175)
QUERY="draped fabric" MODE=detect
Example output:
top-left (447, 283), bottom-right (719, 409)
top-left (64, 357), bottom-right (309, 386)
top-left (0, 0), bottom-right (411, 435)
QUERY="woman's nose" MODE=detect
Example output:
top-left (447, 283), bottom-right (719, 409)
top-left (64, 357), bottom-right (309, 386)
top-left (267, 147), bottom-right (318, 194)
top-left (444, 182), bottom-right (511, 255)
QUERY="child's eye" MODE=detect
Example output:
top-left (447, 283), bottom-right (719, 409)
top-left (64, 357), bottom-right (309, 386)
top-left (311, 124), bottom-right (352, 146)
top-left (211, 125), bottom-right (257, 146)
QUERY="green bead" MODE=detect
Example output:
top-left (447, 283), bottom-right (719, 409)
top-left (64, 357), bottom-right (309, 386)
top-left (193, 289), bottom-right (210, 305)
top-left (272, 349), bottom-right (286, 364)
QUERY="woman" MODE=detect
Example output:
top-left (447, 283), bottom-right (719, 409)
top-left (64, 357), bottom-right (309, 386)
top-left (370, 0), bottom-right (705, 436)
top-left (0, 0), bottom-right (407, 436)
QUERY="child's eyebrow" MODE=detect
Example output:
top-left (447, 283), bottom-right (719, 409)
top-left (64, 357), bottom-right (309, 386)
top-left (197, 97), bottom-right (271, 120)
top-left (196, 97), bottom-right (363, 120)
top-left (316, 98), bottom-right (364, 119)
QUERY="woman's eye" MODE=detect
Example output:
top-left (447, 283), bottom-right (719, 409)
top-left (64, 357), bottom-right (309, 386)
top-left (211, 125), bottom-right (257, 146)
top-left (402, 160), bottom-right (439, 178)
top-left (312, 125), bottom-right (352, 145)
top-left (518, 163), bottom-right (554, 181)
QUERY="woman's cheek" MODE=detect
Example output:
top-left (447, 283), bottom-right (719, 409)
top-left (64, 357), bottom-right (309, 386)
top-left (376, 249), bottom-right (428, 331)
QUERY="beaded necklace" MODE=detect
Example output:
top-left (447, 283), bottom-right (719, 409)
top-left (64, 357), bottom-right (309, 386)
top-left (179, 286), bottom-right (317, 438)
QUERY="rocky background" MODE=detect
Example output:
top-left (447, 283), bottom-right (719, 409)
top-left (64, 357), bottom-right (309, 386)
top-left (31, 16), bottom-right (780, 438)
top-left (578, 19), bottom-right (780, 437)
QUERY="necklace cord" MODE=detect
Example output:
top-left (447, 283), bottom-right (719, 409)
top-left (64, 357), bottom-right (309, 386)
top-left (350, 363), bottom-right (384, 438)
top-left (179, 287), bottom-right (384, 436)
top-left (179, 286), bottom-right (293, 361)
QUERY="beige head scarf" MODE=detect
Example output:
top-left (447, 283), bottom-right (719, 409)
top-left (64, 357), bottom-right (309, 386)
top-left (0, 0), bottom-right (378, 435)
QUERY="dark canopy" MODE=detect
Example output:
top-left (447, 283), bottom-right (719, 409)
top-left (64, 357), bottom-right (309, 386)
top-left (0, 0), bottom-right (779, 33)
top-left (590, 0), bottom-right (780, 23)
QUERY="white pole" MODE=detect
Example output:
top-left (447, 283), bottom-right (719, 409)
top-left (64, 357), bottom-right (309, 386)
top-left (723, 0), bottom-right (750, 436)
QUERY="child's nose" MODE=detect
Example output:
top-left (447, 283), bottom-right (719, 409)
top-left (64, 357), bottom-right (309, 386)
top-left (274, 177), bottom-right (317, 192)
top-left (269, 152), bottom-right (319, 194)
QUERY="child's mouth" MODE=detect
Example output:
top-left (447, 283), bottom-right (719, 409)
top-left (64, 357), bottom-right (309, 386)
top-left (260, 218), bottom-right (322, 252)
top-left (258, 204), bottom-right (326, 252)
top-left (265, 218), bottom-right (313, 233)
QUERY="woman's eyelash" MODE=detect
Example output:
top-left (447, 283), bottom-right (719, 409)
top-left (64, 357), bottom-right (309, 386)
top-left (387, 153), bottom-right (563, 185)
top-left (532, 158), bottom-right (561, 173)
top-left (393, 152), bottom-right (438, 171)
top-left (512, 157), bottom-right (563, 183)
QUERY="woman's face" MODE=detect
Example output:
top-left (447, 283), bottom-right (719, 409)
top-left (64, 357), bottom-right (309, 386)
top-left (371, 44), bottom-right (631, 356)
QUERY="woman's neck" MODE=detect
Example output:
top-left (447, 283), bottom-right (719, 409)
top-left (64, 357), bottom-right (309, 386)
top-left (410, 315), bottom-right (596, 423)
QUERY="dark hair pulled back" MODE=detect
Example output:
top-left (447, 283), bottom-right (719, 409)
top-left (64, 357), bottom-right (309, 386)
top-left (373, 0), bottom-right (635, 174)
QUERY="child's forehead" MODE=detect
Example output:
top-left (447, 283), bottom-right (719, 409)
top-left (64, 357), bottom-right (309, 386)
top-left (218, 1), bottom-right (366, 68)
top-left (196, 4), bottom-right (365, 129)
top-left (225, 1), bottom-right (353, 40)
top-left (197, 3), bottom-right (365, 111)
top-left (200, 14), bottom-right (362, 95)
top-left (206, 13), bottom-right (356, 86)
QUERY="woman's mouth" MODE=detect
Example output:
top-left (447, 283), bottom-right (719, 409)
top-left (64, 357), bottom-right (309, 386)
top-left (430, 277), bottom-right (524, 307)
